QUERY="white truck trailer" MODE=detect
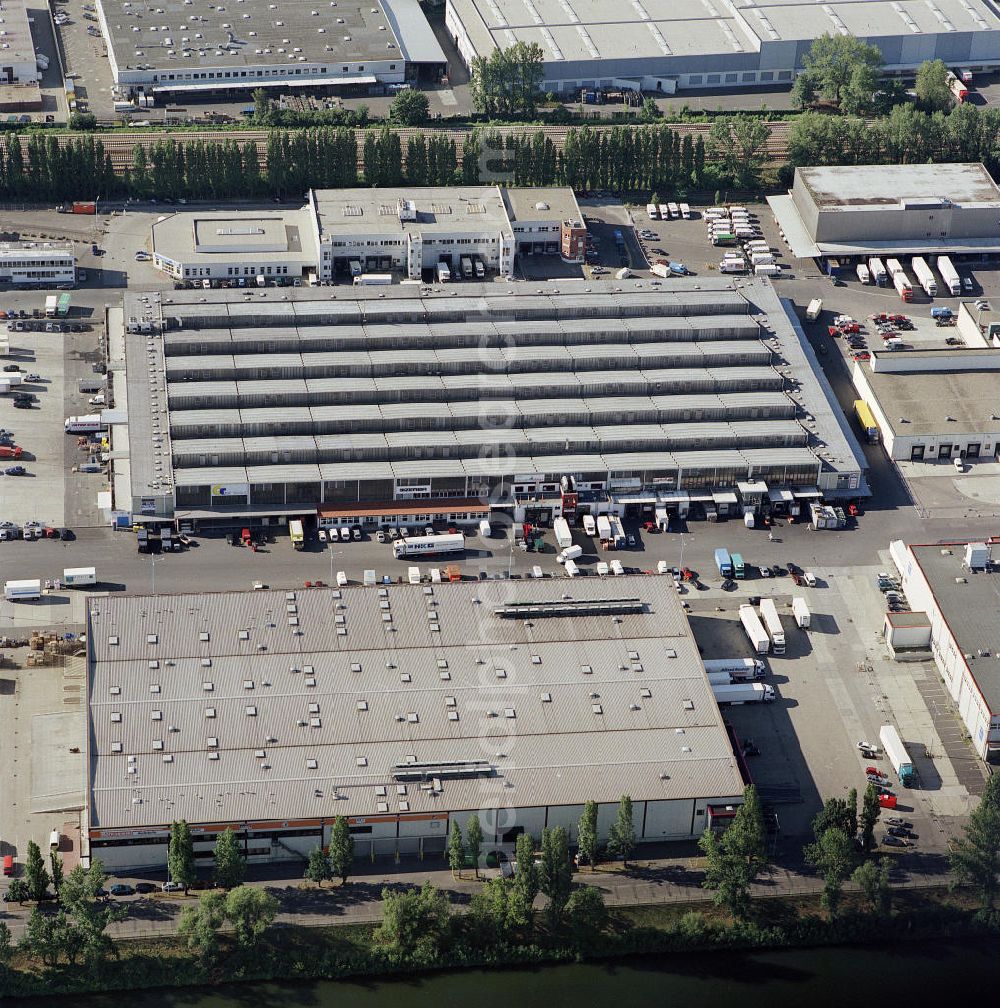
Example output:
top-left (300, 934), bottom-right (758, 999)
top-left (553, 517), bottom-right (573, 549)
top-left (739, 604), bottom-right (770, 654)
top-left (4, 578), bottom-right (41, 601)
top-left (759, 598), bottom-right (786, 654)
top-left (392, 533), bottom-right (464, 559)
top-left (596, 515), bottom-right (612, 542)
top-left (582, 514), bottom-right (596, 536)
top-left (63, 567), bottom-right (97, 587)
top-left (608, 516), bottom-right (626, 547)
top-left (911, 257), bottom-right (937, 297)
top-left (936, 255), bottom-right (961, 295)
top-left (879, 724), bottom-right (916, 786)
top-left (791, 597), bottom-right (810, 628)
top-left (711, 682), bottom-right (776, 705)
top-left (868, 257), bottom-right (888, 286)
top-left (805, 298), bottom-right (822, 321)
top-left (703, 657), bottom-right (766, 680)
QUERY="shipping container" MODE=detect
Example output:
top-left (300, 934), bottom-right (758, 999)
top-left (63, 566), bottom-right (97, 586)
top-left (72, 201), bottom-right (96, 215)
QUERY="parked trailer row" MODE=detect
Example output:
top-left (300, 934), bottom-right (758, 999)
top-left (759, 597), bottom-right (786, 654)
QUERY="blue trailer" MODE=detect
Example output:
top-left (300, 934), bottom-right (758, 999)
top-left (714, 547), bottom-right (733, 577)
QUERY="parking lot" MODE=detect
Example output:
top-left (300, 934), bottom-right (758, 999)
top-left (54, 0), bottom-right (116, 119)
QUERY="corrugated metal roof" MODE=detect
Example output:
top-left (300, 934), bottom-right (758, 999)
top-left (86, 575), bottom-right (743, 828)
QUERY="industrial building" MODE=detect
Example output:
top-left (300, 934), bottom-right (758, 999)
top-left (97, 0), bottom-right (446, 103)
top-left (151, 209), bottom-right (318, 284)
top-left (851, 334), bottom-right (1000, 462)
top-left (0, 0), bottom-right (41, 88)
top-left (311, 186), bottom-right (585, 280)
top-left (0, 242), bottom-right (76, 285)
top-left (113, 275), bottom-right (866, 525)
top-left (769, 164), bottom-right (1000, 261)
top-left (148, 187), bottom-right (584, 284)
top-left (889, 539), bottom-right (1000, 762)
top-left (445, 0), bottom-right (1000, 96)
top-left (84, 575), bottom-right (748, 870)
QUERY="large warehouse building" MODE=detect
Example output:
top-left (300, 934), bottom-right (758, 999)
top-left (84, 575), bottom-right (748, 870)
top-left (889, 539), bottom-right (1000, 763)
top-left (97, 0), bottom-right (447, 102)
top-left (769, 163), bottom-right (1000, 261)
top-left (445, 0), bottom-right (1000, 96)
top-left (113, 276), bottom-right (866, 525)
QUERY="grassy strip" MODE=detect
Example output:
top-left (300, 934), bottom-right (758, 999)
top-left (0, 884), bottom-right (991, 1000)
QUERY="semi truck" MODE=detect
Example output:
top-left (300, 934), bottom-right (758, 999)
top-left (703, 657), bottom-right (766, 680)
top-left (892, 271), bottom-right (913, 302)
top-left (911, 257), bottom-right (937, 297)
top-left (856, 263), bottom-right (871, 284)
top-left (854, 400), bottom-right (880, 443)
top-left (711, 682), bottom-right (776, 705)
top-left (436, 261), bottom-right (450, 283)
top-left (393, 533), bottom-right (465, 559)
top-left (608, 516), bottom-right (626, 547)
top-left (64, 415), bottom-right (107, 433)
top-left (740, 603), bottom-right (770, 654)
top-left (714, 547), bottom-right (733, 577)
top-left (792, 596), bottom-right (810, 628)
top-left (868, 257), bottom-right (888, 286)
top-left (730, 552), bottom-right (745, 578)
top-left (947, 70), bottom-right (968, 102)
top-left (460, 256), bottom-right (473, 279)
top-left (707, 669), bottom-right (766, 686)
top-left (63, 567), bottom-right (97, 587)
top-left (879, 724), bottom-right (915, 786)
top-left (596, 515), bottom-right (612, 542)
top-left (759, 598), bottom-right (786, 654)
top-left (553, 517), bottom-right (573, 549)
top-left (936, 255), bottom-right (961, 295)
top-left (4, 578), bottom-right (41, 601)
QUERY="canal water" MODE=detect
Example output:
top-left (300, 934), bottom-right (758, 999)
top-left (16, 941), bottom-right (987, 1007)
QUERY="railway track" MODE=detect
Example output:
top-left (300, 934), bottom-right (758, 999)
top-left (15, 120), bottom-right (792, 175)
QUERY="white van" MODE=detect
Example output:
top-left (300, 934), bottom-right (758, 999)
top-left (646, 203), bottom-right (659, 219)
top-left (564, 558), bottom-right (580, 577)
top-left (679, 203), bottom-right (692, 219)
top-left (954, 456), bottom-right (965, 472)
top-left (558, 544), bottom-right (583, 563)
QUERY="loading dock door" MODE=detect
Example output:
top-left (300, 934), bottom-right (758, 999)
top-left (910, 445), bottom-right (925, 460)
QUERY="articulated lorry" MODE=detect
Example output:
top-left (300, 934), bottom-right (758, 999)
top-left (703, 657), bottom-right (766, 681)
top-left (711, 682), bottom-right (776, 705)
top-left (759, 597), bottom-right (786, 654)
top-left (393, 533), bottom-right (465, 559)
top-left (867, 257), bottom-right (888, 286)
top-left (740, 604), bottom-right (770, 654)
top-left (879, 724), bottom-right (915, 786)
top-left (911, 257), bottom-right (937, 297)
top-left (936, 255), bottom-right (961, 295)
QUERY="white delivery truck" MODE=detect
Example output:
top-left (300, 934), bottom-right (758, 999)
top-left (4, 578), bottom-right (41, 601)
top-left (754, 264), bottom-right (780, 277)
top-left (582, 513), bottom-right (596, 536)
top-left (651, 262), bottom-right (671, 278)
top-left (740, 603), bottom-right (770, 654)
top-left (597, 515), bottom-right (612, 542)
top-left (564, 558), bottom-right (580, 578)
top-left (759, 597), bottom-right (786, 654)
top-left (436, 261), bottom-right (451, 283)
top-left (805, 298), bottom-right (823, 321)
top-left (856, 263), bottom-right (871, 284)
top-left (64, 414), bottom-right (107, 434)
top-left (553, 517), bottom-right (573, 549)
top-left (610, 558), bottom-right (625, 575)
top-left (63, 567), bottom-right (96, 587)
top-left (479, 518), bottom-right (491, 537)
top-left (703, 657), bottom-right (766, 680)
top-left (460, 256), bottom-right (474, 279)
top-left (557, 545), bottom-right (583, 563)
top-left (646, 203), bottom-right (659, 219)
top-left (354, 273), bottom-right (392, 286)
top-left (792, 597), bottom-right (810, 628)
top-left (392, 533), bottom-right (464, 559)
top-left (711, 682), bottom-right (776, 705)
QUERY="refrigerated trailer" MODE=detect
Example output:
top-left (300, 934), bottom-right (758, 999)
top-left (868, 257), bottom-right (888, 286)
top-left (711, 682), bottom-right (775, 705)
top-left (393, 533), bottom-right (465, 559)
top-left (553, 517), bottom-right (573, 549)
top-left (936, 255), bottom-right (961, 295)
top-left (740, 604), bottom-right (770, 654)
top-left (714, 547), bottom-right (733, 577)
top-left (792, 597), bottom-right (810, 628)
top-left (892, 271), bottom-right (913, 302)
top-left (911, 257), bottom-right (937, 297)
top-left (759, 598), bottom-right (786, 654)
top-left (4, 578), bottom-right (41, 601)
top-left (879, 724), bottom-right (915, 786)
top-left (596, 515), bottom-right (612, 541)
top-left (703, 657), bottom-right (765, 681)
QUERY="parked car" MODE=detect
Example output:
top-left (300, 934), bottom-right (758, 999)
top-left (885, 818), bottom-right (912, 829)
top-left (318, 529), bottom-right (327, 542)
top-left (3, 466), bottom-right (25, 476)
top-left (888, 826), bottom-right (917, 839)
top-left (135, 882), bottom-right (158, 894)
top-left (162, 881), bottom-right (185, 892)
top-left (109, 883), bottom-right (135, 897)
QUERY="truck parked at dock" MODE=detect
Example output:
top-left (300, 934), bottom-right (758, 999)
top-left (879, 724), bottom-right (915, 786)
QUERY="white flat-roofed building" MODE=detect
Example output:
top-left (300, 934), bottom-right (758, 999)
top-left (151, 208), bottom-right (318, 282)
top-left (84, 575), bottom-right (748, 870)
top-left (0, 242), bottom-right (76, 285)
top-left (98, 0), bottom-right (446, 101)
top-left (445, 0), bottom-right (1000, 96)
top-left (0, 0), bottom-right (41, 87)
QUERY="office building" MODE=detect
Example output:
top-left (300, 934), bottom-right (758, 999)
top-left (0, 242), bottom-right (76, 285)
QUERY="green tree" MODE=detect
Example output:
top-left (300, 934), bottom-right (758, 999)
top-left (305, 845), bottom-right (332, 887)
top-left (0, 921), bottom-right (12, 971)
top-left (389, 88), bottom-right (430, 126)
top-left (564, 885), bottom-right (608, 941)
top-left (329, 815), bottom-right (355, 885)
top-left (698, 785), bottom-right (767, 919)
top-left (805, 826), bottom-right (855, 916)
top-left (448, 820), bottom-right (465, 876)
top-left (374, 881), bottom-right (451, 960)
top-left (852, 857), bottom-right (892, 915)
top-left (641, 98), bottom-right (661, 122)
top-left (792, 34), bottom-right (884, 114)
top-left (179, 890), bottom-right (226, 959)
top-left (470, 41), bottom-right (544, 118)
top-left (915, 59), bottom-right (954, 113)
top-left (20, 907), bottom-right (70, 967)
top-left (607, 795), bottom-right (636, 867)
top-left (69, 112), bottom-right (97, 131)
top-left (577, 800), bottom-right (599, 871)
top-left (469, 876), bottom-right (531, 941)
top-left (24, 840), bottom-right (50, 901)
top-left (6, 879), bottom-right (28, 904)
top-left (465, 815), bottom-right (483, 878)
top-left (513, 832), bottom-right (539, 907)
top-left (707, 116), bottom-right (769, 188)
top-left (213, 828), bottom-right (245, 889)
top-left (224, 885), bottom-right (279, 947)
top-left (539, 826), bottom-right (572, 927)
top-left (812, 792), bottom-right (857, 841)
top-left (50, 850), bottom-right (64, 892)
top-left (168, 819), bottom-right (196, 892)
top-left (859, 784), bottom-right (881, 852)
top-left (949, 771), bottom-right (1000, 911)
